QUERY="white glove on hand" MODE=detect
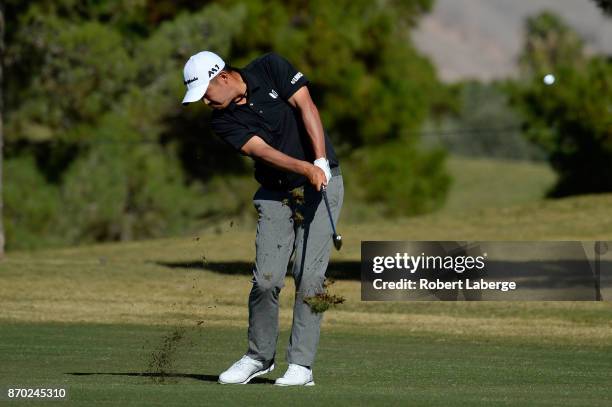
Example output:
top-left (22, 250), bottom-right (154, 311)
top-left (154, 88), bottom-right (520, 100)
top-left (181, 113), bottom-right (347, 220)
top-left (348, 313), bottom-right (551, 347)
top-left (313, 157), bottom-right (332, 185)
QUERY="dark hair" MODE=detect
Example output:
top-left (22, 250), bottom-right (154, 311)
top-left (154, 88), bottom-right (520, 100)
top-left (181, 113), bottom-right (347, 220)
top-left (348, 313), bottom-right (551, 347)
top-left (221, 64), bottom-right (237, 73)
top-left (210, 65), bottom-right (236, 84)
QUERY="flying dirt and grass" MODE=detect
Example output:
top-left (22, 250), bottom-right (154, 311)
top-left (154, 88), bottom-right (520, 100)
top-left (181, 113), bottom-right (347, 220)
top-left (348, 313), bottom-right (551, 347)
top-left (1, 158), bottom-right (611, 406)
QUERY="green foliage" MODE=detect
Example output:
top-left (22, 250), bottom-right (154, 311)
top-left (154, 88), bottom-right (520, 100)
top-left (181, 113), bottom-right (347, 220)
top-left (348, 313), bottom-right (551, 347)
top-left (512, 12), bottom-right (612, 196)
top-left (199, 175), bottom-right (258, 220)
top-left (56, 116), bottom-right (203, 244)
top-left (3, 156), bottom-right (65, 250)
top-left (218, 0), bottom-right (440, 151)
top-left (3, 0), bottom-right (449, 249)
top-left (131, 4), bottom-right (252, 181)
top-left (7, 18), bottom-right (136, 141)
top-left (3, 3), bottom-right (248, 249)
top-left (352, 140), bottom-right (451, 216)
top-left (212, 0), bottom-right (451, 216)
top-left (134, 3), bottom-right (246, 99)
top-left (519, 11), bottom-right (585, 77)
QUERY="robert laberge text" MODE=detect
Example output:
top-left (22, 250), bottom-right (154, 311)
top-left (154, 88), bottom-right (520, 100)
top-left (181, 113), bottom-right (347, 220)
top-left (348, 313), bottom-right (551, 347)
top-left (372, 279), bottom-right (517, 292)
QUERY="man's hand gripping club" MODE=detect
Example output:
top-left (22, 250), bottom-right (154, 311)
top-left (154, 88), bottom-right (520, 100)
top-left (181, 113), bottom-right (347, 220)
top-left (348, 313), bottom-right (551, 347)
top-left (240, 135), bottom-right (328, 191)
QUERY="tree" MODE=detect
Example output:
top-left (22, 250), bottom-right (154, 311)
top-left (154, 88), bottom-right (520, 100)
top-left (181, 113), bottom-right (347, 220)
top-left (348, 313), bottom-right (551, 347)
top-left (518, 11), bottom-right (586, 76)
top-left (206, 0), bottom-right (451, 216)
top-left (2, 2), bottom-right (249, 249)
top-left (512, 12), bottom-right (612, 196)
top-left (3, 0), bottom-right (450, 249)
top-left (218, 0), bottom-right (440, 151)
top-left (593, 0), bottom-right (612, 16)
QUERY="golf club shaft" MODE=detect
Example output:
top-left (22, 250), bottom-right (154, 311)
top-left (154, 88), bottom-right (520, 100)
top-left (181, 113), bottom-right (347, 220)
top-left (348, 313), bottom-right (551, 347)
top-left (321, 186), bottom-right (337, 236)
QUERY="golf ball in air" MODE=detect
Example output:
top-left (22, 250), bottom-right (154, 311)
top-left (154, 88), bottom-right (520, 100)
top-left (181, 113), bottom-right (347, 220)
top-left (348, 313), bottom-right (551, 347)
top-left (543, 74), bottom-right (555, 85)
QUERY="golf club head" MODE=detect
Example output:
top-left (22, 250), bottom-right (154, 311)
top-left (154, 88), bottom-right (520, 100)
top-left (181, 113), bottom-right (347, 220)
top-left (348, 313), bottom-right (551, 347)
top-left (333, 234), bottom-right (343, 250)
top-left (595, 241), bottom-right (608, 255)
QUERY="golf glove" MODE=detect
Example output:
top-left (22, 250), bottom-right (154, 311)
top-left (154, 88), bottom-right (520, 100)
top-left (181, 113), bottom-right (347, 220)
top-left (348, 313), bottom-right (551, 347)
top-left (313, 157), bottom-right (332, 184)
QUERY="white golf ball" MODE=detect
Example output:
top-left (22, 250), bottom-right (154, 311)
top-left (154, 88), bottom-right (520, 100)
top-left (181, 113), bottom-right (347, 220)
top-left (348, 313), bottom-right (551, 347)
top-left (543, 74), bottom-right (555, 85)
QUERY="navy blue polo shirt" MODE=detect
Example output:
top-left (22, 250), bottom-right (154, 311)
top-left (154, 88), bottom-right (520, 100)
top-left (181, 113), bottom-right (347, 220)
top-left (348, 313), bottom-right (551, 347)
top-left (210, 52), bottom-right (339, 191)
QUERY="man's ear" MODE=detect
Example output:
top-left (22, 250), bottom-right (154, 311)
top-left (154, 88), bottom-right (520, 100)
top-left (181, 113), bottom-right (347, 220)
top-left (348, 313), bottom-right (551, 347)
top-left (216, 70), bottom-right (231, 83)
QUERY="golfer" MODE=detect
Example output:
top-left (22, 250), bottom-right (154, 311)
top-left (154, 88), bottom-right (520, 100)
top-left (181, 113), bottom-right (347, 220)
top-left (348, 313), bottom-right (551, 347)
top-left (181, 51), bottom-right (343, 386)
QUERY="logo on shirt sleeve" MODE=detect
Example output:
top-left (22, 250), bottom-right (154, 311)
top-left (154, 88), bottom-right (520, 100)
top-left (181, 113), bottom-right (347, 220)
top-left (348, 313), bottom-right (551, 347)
top-left (290, 72), bottom-right (303, 85)
top-left (269, 89), bottom-right (279, 99)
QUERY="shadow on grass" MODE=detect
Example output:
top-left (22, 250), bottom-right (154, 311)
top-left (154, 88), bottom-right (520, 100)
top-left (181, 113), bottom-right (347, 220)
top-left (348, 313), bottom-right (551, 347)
top-left (66, 372), bottom-right (275, 384)
top-left (152, 260), bottom-right (361, 280)
top-left (152, 259), bottom-right (610, 300)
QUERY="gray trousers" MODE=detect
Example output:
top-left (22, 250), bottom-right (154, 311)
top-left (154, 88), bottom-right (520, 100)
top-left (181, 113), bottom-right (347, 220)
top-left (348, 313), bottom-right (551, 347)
top-left (245, 170), bottom-right (344, 368)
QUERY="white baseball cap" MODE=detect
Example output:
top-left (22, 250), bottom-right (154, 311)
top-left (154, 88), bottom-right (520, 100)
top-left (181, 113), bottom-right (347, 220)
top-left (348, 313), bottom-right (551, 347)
top-left (182, 51), bottom-right (225, 105)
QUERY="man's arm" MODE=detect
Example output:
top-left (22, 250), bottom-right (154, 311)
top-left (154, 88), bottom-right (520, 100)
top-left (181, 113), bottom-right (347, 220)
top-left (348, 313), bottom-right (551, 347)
top-left (260, 53), bottom-right (330, 182)
top-left (241, 135), bottom-right (327, 191)
top-left (288, 86), bottom-right (326, 160)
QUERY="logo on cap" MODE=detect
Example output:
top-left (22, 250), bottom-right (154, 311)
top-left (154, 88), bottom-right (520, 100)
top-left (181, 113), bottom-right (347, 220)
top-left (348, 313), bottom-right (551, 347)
top-left (208, 64), bottom-right (220, 78)
top-left (182, 51), bottom-right (225, 105)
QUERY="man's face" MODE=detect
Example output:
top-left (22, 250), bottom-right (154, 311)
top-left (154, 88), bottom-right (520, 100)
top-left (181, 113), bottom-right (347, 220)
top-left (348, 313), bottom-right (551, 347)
top-left (202, 72), bottom-right (234, 109)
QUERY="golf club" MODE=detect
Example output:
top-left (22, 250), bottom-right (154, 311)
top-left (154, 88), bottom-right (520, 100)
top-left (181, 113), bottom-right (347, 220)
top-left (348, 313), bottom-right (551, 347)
top-left (594, 241), bottom-right (606, 301)
top-left (321, 185), bottom-right (342, 250)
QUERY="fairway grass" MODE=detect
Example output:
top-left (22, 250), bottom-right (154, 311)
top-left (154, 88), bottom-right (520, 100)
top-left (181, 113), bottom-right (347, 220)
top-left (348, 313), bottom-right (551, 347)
top-left (340, 155), bottom-right (556, 222)
top-left (442, 156), bottom-right (556, 213)
top-left (1, 322), bottom-right (610, 406)
top-left (1, 192), bottom-right (612, 405)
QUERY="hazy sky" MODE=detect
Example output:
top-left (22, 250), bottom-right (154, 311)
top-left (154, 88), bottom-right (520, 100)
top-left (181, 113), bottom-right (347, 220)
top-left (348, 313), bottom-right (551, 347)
top-left (412, 0), bottom-right (612, 82)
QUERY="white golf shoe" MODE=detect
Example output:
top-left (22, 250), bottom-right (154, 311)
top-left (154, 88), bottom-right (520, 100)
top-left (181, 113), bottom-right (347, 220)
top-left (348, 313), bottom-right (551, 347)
top-left (218, 355), bottom-right (274, 384)
top-left (274, 364), bottom-right (315, 386)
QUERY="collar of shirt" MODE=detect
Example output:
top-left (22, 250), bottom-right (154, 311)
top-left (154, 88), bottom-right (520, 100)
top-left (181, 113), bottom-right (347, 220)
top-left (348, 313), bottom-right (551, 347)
top-left (227, 68), bottom-right (261, 112)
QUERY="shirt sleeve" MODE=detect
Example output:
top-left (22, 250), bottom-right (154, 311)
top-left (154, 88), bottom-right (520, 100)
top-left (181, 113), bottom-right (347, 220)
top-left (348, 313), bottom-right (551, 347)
top-left (210, 113), bottom-right (255, 156)
top-left (264, 53), bottom-right (309, 100)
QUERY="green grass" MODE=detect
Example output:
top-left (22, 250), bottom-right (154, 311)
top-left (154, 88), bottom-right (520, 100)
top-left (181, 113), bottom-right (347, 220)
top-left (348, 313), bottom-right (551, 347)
top-left (1, 158), bottom-right (611, 405)
top-left (442, 156), bottom-right (556, 213)
top-left (340, 155), bottom-right (556, 222)
top-left (1, 322), bottom-right (610, 406)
